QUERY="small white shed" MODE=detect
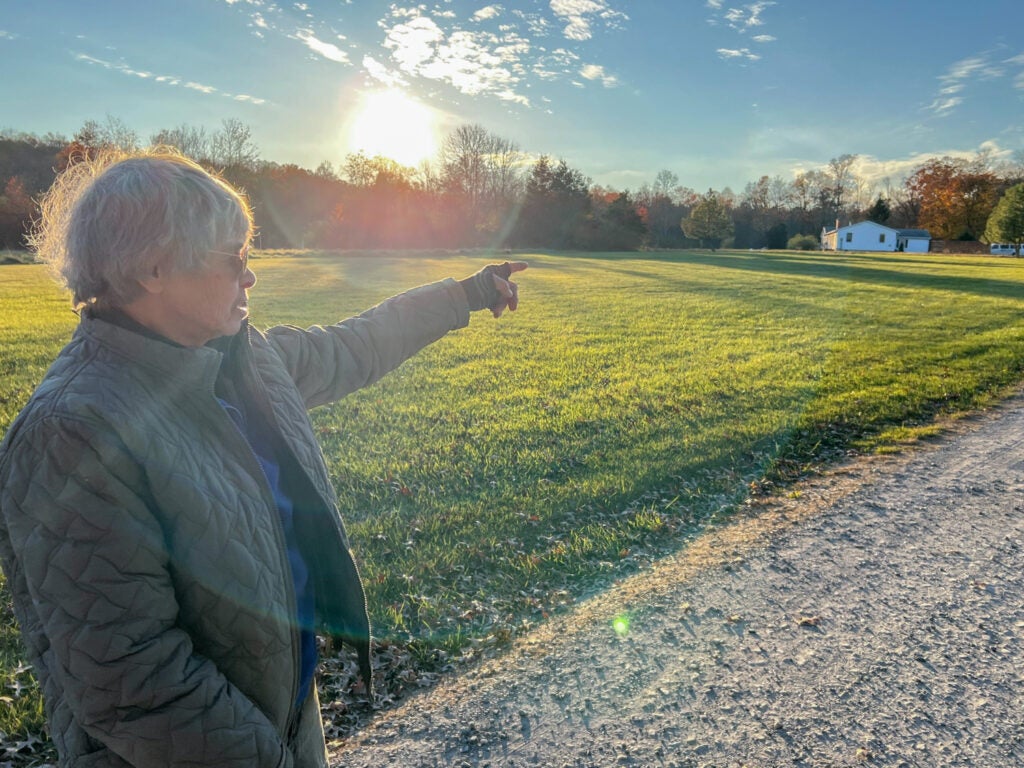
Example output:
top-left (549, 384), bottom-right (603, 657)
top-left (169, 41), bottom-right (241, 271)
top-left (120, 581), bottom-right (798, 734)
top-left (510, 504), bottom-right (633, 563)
top-left (895, 229), bottom-right (931, 253)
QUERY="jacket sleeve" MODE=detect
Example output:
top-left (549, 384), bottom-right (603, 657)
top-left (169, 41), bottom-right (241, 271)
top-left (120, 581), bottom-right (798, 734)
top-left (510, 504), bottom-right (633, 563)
top-left (0, 417), bottom-right (293, 768)
top-left (264, 278), bottom-right (470, 409)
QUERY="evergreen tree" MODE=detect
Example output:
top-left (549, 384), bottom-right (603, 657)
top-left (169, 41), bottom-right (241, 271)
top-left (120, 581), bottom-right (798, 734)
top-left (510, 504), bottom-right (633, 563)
top-left (682, 190), bottom-right (733, 250)
top-left (983, 183), bottom-right (1024, 254)
top-left (865, 195), bottom-right (891, 224)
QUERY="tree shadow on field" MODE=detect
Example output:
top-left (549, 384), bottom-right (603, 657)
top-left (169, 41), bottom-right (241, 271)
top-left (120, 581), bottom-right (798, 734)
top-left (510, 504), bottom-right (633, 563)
top-left (584, 251), bottom-right (1024, 302)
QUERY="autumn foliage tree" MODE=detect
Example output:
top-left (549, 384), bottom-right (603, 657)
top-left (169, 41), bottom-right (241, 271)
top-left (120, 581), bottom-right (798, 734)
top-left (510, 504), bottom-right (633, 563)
top-left (9, 116), bottom-right (1024, 255)
top-left (0, 176), bottom-right (34, 248)
top-left (906, 158), bottom-right (1000, 240)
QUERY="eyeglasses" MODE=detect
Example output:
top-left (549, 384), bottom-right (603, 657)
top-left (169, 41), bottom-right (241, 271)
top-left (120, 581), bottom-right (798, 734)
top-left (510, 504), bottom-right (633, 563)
top-left (207, 244), bottom-right (251, 278)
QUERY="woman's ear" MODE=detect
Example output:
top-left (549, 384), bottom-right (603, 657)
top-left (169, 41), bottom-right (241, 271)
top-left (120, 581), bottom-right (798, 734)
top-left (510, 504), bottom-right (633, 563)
top-left (136, 261), bottom-right (166, 295)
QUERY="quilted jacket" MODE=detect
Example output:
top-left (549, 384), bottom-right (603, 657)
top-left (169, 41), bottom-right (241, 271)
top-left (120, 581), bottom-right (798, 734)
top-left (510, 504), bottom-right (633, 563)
top-left (0, 278), bottom-right (470, 768)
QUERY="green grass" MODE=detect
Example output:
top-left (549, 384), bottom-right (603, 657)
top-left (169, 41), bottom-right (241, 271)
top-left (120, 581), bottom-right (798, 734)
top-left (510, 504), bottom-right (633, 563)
top-left (3, 248), bottom-right (1024, 753)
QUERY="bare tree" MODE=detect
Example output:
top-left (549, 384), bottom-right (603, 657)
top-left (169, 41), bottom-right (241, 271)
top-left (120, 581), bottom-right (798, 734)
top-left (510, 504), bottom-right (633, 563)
top-left (313, 160), bottom-right (337, 181)
top-left (742, 175), bottom-right (772, 234)
top-left (150, 124), bottom-right (210, 161)
top-left (210, 118), bottom-right (259, 170)
top-left (441, 124), bottom-right (492, 210)
top-left (440, 124), bottom-right (526, 239)
top-left (767, 175), bottom-right (791, 213)
top-left (826, 154), bottom-right (859, 218)
top-left (653, 169), bottom-right (678, 199)
top-left (74, 115), bottom-right (139, 152)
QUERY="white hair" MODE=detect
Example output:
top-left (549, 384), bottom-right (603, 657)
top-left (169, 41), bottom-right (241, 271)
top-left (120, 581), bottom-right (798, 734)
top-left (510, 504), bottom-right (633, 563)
top-left (29, 147), bottom-right (254, 309)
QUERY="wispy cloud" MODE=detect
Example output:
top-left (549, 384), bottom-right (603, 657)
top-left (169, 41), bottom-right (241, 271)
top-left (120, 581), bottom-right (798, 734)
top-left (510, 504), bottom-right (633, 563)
top-left (708, 1), bottom-right (776, 62)
top-left (74, 53), bottom-right (268, 105)
top-left (928, 52), bottom-right (1023, 115)
top-left (723, 1), bottom-right (774, 31)
top-left (0, 30), bottom-right (15, 40)
top-left (549, 0), bottom-right (628, 42)
top-left (533, 47), bottom-right (579, 81)
top-left (294, 29), bottom-right (350, 63)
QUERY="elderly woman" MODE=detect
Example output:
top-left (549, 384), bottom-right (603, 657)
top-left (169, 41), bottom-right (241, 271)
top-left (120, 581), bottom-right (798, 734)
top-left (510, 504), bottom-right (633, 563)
top-left (0, 148), bottom-right (525, 768)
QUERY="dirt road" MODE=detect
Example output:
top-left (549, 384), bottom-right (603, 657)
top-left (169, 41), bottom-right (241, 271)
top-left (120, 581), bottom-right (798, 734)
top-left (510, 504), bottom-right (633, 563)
top-left (332, 393), bottom-right (1024, 767)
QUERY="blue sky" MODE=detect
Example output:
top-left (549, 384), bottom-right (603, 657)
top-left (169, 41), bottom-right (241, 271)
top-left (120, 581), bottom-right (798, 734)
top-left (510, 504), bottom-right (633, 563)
top-left (3, 1), bottom-right (1024, 193)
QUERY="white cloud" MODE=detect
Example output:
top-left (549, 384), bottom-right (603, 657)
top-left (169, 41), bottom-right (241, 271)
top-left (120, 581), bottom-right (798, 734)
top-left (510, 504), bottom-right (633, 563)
top-left (717, 47), bottom-right (760, 62)
top-left (379, 10), bottom-right (533, 105)
top-left (0, 30), bottom-right (15, 40)
top-left (580, 63), bottom-right (617, 87)
top-left (511, 8), bottom-right (551, 36)
top-left (184, 81), bottom-right (218, 94)
top-left (751, 34), bottom-right (775, 43)
top-left (532, 47), bottom-right (579, 80)
top-left (494, 88), bottom-right (531, 106)
top-left (365, 3), bottom-right (625, 107)
top-left (722, 1), bottom-right (774, 31)
top-left (384, 16), bottom-right (445, 71)
top-left (74, 52), bottom-right (267, 105)
top-left (363, 54), bottom-right (407, 87)
top-left (295, 29), bottom-right (350, 63)
top-left (549, 0), bottom-right (628, 41)
top-left (841, 141), bottom-right (1017, 186)
top-left (473, 5), bottom-right (503, 21)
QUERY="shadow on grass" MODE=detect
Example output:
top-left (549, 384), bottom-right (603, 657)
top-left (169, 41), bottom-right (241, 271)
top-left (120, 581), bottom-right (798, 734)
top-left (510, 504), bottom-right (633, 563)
top-left (580, 250), bottom-right (1024, 302)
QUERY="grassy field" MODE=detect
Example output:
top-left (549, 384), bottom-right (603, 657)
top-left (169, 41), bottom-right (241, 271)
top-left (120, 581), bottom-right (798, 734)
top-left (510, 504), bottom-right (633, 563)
top-left (2, 247), bottom-right (1024, 756)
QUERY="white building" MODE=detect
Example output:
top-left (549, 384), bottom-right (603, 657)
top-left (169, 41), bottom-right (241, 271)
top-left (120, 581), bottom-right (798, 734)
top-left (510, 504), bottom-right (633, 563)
top-left (895, 229), bottom-right (931, 253)
top-left (821, 221), bottom-right (930, 253)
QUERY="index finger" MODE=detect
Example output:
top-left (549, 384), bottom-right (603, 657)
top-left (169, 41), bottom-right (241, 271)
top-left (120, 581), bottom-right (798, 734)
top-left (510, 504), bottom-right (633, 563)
top-left (506, 261), bottom-right (529, 274)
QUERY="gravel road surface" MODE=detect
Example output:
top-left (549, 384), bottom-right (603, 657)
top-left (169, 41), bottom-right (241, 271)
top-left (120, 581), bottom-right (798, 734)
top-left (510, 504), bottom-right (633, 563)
top-left (332, 393), bottom-right (1024, 767)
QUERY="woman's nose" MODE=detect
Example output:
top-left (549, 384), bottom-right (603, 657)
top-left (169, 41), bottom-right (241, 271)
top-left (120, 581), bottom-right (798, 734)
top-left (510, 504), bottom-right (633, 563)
top-left (241, 266), bottom-right (257, 288)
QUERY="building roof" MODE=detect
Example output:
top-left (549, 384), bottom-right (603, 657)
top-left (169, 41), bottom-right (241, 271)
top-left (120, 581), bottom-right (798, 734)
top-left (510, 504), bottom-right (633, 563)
top-left (822, 222), bottom-right (932, 238)
top-left (822, 220), bottom-right (896, 236)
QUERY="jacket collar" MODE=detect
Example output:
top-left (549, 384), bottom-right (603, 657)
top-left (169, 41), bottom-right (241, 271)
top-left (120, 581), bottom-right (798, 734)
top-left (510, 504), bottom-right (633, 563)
top-left (78, 309), bottom-right (250, 393)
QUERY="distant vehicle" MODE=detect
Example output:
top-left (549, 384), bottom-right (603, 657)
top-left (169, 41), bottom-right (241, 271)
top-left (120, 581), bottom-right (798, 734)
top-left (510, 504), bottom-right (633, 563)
top-left (989, 243), bottom-right (1019, 256)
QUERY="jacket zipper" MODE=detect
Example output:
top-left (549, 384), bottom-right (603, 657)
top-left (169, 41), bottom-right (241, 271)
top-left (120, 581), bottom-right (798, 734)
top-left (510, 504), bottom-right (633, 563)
top-left (206, 381), bottom-right (302, 741)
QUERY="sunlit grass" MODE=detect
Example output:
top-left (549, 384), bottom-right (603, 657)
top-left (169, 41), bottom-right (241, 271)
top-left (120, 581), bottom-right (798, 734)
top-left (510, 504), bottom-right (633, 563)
top-left (2, 248), bottom-right (1024, 752)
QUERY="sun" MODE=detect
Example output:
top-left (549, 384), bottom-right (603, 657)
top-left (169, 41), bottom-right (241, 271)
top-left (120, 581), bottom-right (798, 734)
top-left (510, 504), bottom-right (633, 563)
top-left (347, 90), bottom-right (439, 167)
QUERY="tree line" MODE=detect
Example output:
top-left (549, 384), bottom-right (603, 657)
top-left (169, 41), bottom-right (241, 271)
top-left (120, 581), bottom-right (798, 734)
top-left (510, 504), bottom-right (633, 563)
top-left (2, 116), bottom-right (1024, 253)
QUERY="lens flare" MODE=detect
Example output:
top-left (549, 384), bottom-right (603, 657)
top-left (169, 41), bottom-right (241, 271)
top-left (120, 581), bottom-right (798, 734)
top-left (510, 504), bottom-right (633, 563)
top-left (613, 615), bottom-right (630, 636)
